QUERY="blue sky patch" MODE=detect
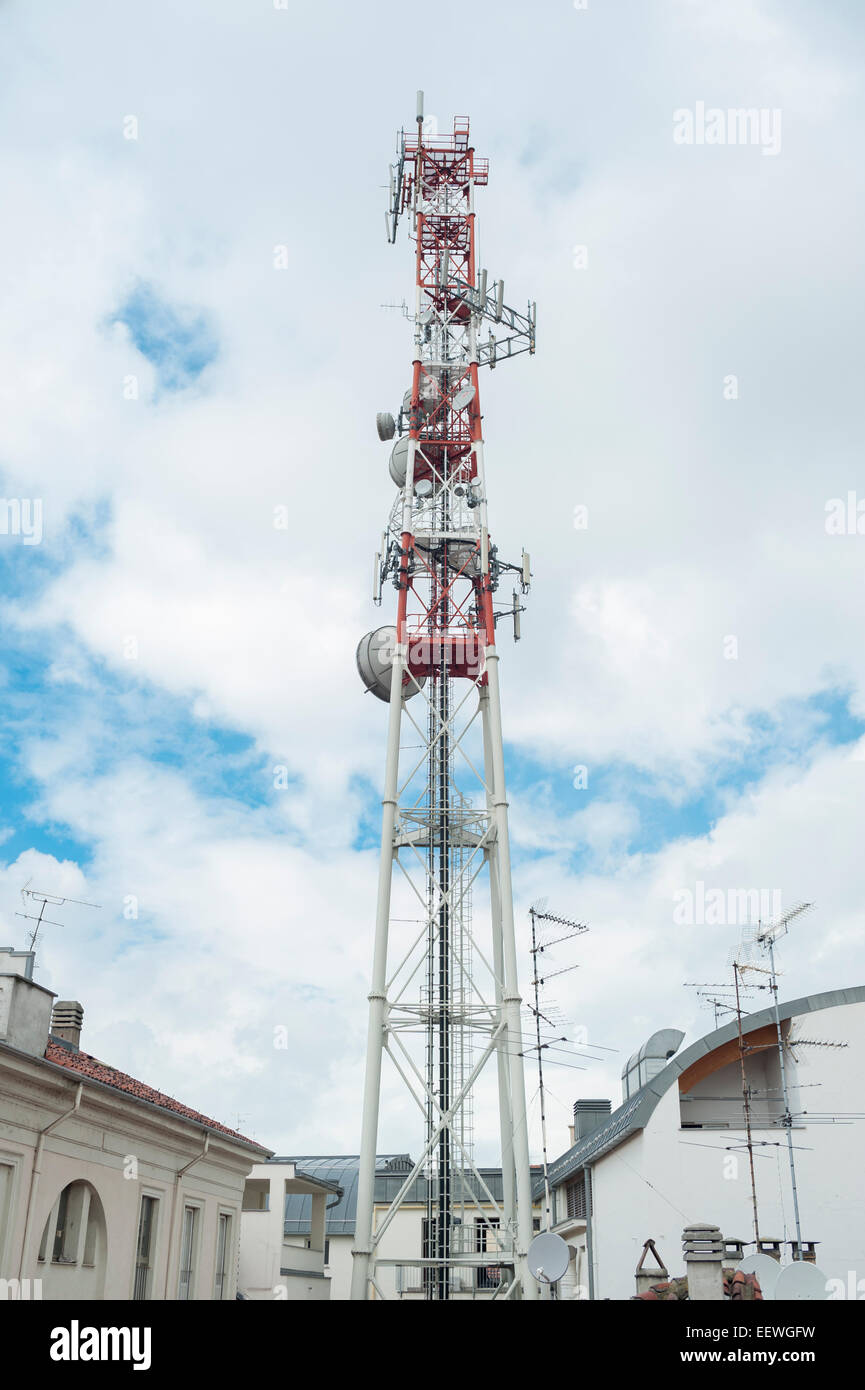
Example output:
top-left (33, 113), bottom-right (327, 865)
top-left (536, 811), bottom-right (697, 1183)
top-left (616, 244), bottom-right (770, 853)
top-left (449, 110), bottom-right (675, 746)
top-left (113, 282), bottom-right (218, 393)
top-left (505, 686), bottom-right (865, 869)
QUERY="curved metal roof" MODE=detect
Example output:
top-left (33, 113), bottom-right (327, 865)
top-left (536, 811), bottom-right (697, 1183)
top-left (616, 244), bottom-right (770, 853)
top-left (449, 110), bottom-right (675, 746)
top-left (544, 985), bottom-right (865, 1194)
top-left (279, 1155), bottom-right (411, 1235)
top-left (623, 1027), bottom-right (686, 1078)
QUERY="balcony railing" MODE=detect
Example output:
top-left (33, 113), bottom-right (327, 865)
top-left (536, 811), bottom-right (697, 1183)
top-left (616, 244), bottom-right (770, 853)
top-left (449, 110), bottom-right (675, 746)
top-left (395, 1264), bottom-right (503, 1295)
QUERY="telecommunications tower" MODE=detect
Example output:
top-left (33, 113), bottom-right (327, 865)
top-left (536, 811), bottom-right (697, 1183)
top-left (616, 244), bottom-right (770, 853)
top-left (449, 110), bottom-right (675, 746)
top-left (351, 95), bottom-right (538, 1301)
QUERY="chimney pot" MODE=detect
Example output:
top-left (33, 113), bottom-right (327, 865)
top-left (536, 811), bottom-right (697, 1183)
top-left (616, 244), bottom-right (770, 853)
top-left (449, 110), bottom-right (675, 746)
top-left (51, 1000), bottom-right (84, 1051)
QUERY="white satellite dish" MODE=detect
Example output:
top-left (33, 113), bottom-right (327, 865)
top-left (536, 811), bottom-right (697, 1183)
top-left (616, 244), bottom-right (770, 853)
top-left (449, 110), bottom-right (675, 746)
top-left (418, 307), bottom-right (435, 326)
top-left (414, 479), bottom-right (433, 498)
top-left (452, 383), bottom-right (476, 411)
top-left (737, 1253), bottom-right (781, 1301)
top-left (527, 1231), bottom-right (570, 1284)
top-left (774, 1260), bottom-right (829, 1301)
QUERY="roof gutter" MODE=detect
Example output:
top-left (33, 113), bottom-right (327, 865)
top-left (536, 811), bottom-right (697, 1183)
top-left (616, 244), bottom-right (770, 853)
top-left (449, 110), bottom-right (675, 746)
top-left (162, 1133), bottom-right (210, 1300)
top-left (18, 1081), bottom-right (83, 1280)
top-left (584, 1163), bottom-right (595, 1301)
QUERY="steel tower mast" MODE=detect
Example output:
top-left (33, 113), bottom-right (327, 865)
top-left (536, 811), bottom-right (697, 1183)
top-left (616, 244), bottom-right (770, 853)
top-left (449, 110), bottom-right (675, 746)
top-left (352, 94), bottom-right (537, 1301)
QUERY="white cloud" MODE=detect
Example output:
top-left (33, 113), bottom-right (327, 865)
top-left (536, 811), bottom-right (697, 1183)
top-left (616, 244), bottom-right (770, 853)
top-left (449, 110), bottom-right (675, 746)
top-left (1, 0), bottom-right (864, 1162)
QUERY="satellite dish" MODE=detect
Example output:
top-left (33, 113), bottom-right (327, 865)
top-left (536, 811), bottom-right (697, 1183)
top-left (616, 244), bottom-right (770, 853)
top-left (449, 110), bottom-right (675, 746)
top-left (774, 1261), bottom-right (830, 1301)
top-left (414, 479), bottom-right (433, 498)
top-left (527, 1231), bottom-right (570, 1284)
top-left (418, 307), bottom-right (435, 326)
top-left (737, 1253), bottom-right (782, 1301)
top-left (452, 383), bottom-right (476, 411)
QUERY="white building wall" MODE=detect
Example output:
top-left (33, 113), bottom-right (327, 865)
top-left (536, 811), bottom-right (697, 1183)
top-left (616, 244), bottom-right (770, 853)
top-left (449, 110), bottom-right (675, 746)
top-left (583, 1001), bottom-right (865, 1299)
top-left (0, 1049), bottom-right (262, 1300)
top-left (239, 1162), bottom-right (331, 1301)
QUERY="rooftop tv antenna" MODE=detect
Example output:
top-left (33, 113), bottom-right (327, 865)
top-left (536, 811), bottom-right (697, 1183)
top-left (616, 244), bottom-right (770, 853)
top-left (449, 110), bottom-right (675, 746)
top-left (755, 901), bottom-right (815, 1260)
top-left (732, 959), bottom-right (763, 1245)
top-left (684, 978), bottom-right (767, 1030)
top-left (16, 885), bottom-right (101, 957)
top-left (352, 96), bottom-right (538, 1301)
top-left (528, 904), bottom-right (589, 1241)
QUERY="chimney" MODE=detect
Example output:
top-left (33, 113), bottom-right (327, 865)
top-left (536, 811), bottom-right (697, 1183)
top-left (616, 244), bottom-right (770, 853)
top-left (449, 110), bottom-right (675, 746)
top-left (683, 1223), bottom-right (725, 1301)
top-left (723, 1237), bottom-right (746, 1268)
top-left (573, 1099), bottom-right (611, 1142)
top-left (51, 1000), bottom-right (84, 1051)
top-left (0, 950), bottom-right (55, 1057)
top-left (635, 1238), bottom-right (669, 1296)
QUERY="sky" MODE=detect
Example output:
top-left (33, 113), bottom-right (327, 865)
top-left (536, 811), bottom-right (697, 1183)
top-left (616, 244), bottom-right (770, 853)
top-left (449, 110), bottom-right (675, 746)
top-left (1, 0), bottom-right (864, 1161)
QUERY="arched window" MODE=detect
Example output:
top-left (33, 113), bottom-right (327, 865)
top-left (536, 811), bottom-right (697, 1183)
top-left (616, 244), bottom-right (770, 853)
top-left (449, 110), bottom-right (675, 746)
top-left (37, 1181), bottom-right (107, 1298)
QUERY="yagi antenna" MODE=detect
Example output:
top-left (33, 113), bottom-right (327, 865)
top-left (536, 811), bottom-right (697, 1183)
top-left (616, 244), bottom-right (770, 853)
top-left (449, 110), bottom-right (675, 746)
top-left (16, 887), bottom-right (101, 956)
top-left (753, 899), bottom-right (816, 1260)
top-left (528, 904), bottom-right (590, 1247)
top-left (756, 900), bottom-right (815, 945)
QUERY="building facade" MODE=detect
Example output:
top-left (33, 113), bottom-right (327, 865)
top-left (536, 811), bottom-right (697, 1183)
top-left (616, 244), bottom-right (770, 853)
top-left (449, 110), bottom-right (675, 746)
top-left (0, 948), bottom-right (270, 1300)
top-left (239, 1159), bottom-right (339, 1300)
top-left (544, 987), bottom-right (865, 1300)
top-left (282, 1155), bottom-right (542, 1300)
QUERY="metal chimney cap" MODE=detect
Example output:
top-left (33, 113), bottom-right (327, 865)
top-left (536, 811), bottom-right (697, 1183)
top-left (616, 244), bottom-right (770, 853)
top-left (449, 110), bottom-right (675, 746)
top-left (683, 1224), bottom-right (724, 1260)
top-left (51, 1000), bottom-right (84, 1021)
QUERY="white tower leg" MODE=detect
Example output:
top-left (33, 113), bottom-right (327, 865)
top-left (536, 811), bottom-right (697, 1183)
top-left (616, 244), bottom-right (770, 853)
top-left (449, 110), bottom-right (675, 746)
top-left (483, 647), bottom-right (536, 1299)
top-left (350, 651), bottom-right (406, 1301)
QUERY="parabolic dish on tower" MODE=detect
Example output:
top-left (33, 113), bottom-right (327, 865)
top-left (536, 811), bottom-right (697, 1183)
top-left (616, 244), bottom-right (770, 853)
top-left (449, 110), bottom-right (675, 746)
top-left (356, 626), bottom-right (424, 703)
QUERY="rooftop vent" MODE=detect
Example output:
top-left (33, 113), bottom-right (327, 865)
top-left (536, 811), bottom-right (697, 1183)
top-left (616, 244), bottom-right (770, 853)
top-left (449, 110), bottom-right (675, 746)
top-left (573, 1099), bottom-right (612, 1142)
top-left (622, 1028), bottom-right (685, 1100)
top-left (50, 1000), bottom-right (84, 1051)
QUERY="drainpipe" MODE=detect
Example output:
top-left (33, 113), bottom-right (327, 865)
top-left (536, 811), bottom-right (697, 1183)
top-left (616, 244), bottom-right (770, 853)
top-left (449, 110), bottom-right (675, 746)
top-left (18, 1082), bottom-right (84, 1279)
top-left (162, 1133), bottom-right (210, 1300)
top-left (584, 1164), bottom-right (595, 1301)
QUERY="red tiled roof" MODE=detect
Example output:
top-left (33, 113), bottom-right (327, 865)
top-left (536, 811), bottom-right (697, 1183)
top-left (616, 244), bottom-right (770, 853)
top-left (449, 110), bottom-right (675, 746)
top-left (44, 1041), bottom-right (266, 1149)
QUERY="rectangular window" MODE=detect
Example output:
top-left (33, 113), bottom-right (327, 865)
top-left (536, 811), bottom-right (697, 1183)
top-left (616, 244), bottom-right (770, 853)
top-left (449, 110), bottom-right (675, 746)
top-left (177, 1205), bottom-right (199, 1300)
top-left (133, 1195), bottom-right (158, 1300)
top-left (566, 1174), bottom-right (586, 1220)
top-left (213, 1212), bottom-right (231, 1300)
top-left (52, 1187), bottom-right (71, 1262)
top-left (475, 1218), bottom-right (501, 1290)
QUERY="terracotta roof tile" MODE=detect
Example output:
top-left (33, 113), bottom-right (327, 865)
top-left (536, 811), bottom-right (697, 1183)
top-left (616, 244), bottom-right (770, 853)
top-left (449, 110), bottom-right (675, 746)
top-left (44, 1040), bottom-right (265, 1148)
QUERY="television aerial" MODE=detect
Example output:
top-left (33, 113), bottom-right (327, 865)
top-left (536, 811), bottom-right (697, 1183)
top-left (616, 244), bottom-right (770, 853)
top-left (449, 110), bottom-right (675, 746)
top-left (17, 885), bottom-right (101, 955)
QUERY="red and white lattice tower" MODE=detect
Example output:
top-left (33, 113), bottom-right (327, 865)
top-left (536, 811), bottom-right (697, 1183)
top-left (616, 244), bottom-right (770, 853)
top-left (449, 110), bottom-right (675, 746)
top-left (351, 94), bottom-right (537, 1302)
